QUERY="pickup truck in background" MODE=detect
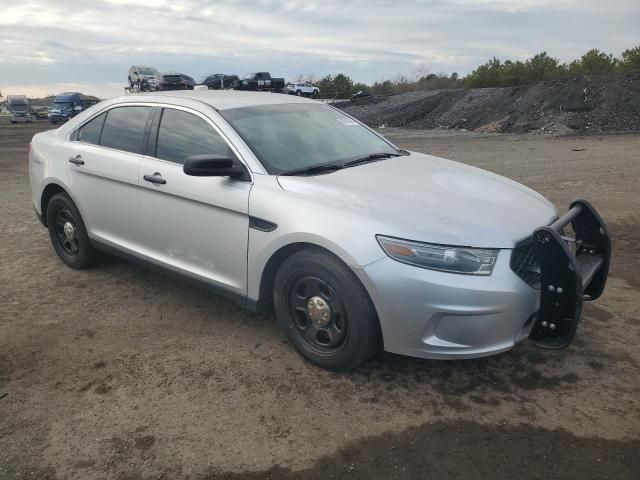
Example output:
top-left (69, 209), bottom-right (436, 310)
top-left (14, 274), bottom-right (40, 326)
top-left (236, 72), bottom-right (285, 92)
top-left (7, 95), bottom-right (32, 123)
top-left (48, 92), bottom-right (84, 124)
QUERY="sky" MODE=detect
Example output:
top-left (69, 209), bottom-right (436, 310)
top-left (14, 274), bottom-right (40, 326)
top-left (1, 0), bottom-right (638, 99)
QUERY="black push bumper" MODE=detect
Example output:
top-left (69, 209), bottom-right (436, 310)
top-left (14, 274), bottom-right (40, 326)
top-left (520, 200), bottom-right (611, 349)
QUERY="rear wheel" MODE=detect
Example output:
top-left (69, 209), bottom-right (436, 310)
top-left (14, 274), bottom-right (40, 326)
top-left (273, 248), bottom-right (380, 371)
top-left (46, 193), bottom-right (101, 269)
top-left (296, 90), bottom-right (302, 96)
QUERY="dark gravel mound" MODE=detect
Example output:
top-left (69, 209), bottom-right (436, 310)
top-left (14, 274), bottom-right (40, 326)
top-left (339, 73), bottom-right (640, 134)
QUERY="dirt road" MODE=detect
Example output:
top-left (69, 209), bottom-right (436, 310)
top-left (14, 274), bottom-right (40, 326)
top-left (1, 119), bottom-right (639, 479)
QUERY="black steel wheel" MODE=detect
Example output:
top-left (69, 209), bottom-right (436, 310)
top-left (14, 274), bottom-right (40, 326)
top-left (53, 207), bottom-right (80, 259)
top-left (273, 248), bottom-right (381, 371)
top-left (286, 275), bottom-right (349, 355)
top-left (46, 192), bottom-right (101, 269)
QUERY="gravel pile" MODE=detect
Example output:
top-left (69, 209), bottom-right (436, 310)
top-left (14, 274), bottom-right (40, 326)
top-left (338, 73), bottom-right (640, 134)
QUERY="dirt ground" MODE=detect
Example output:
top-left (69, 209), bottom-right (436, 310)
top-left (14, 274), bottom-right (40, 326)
top-left (1, 118), bottom-right (639, 479)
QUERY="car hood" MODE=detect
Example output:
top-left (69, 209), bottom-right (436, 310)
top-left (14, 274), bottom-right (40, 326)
top-left (277, 151), bottom-right (558, 248)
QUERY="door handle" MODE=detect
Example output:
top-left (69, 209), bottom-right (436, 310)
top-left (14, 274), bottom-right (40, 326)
top-left (143, 173), bottom-right (166, 185)
top-left (68, 155), bottom-right (84, 165)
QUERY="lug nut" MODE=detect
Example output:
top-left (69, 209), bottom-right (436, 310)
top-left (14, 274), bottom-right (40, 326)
top-left (549, 323), bottom-right (556, 330)
top-left (541, 321), bottom-right (548, 327)
top-left (557, 287), bottom-right (563, 294)
top-left (548, 285), bottom-right (555, 292)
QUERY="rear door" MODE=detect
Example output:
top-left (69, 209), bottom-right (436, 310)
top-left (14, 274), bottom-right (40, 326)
top-left (67, 105), bottom-right (152, 253)
top-left (138, 106), bottom-right (252, 296)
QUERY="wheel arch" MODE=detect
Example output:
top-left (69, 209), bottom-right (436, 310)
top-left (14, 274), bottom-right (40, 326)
top-left (252, 242), bottom-right (380, 327)
top-left (40, 182), bottom-right (68, 227)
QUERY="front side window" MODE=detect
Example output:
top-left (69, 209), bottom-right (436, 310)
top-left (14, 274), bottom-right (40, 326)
top-left (100, 106), bottom-right (151, 154)
top-left (155, 108), bottom-right (234, 164)
top-left (220, 103), bottom-right (398, 174)
top-left (75, 112), bottom-right (106, 145)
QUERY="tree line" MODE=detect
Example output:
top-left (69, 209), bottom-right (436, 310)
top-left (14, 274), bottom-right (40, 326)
top-left (299, 46), bottom-right (640, 97)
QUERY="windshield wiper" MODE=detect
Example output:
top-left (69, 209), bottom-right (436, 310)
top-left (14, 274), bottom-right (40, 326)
top-left (342, 152), bottom-right (403, 168)
top-left (279, 162), bottom-right (345, 176)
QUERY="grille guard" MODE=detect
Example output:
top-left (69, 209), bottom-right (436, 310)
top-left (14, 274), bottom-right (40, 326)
top-left (520, 199), bottom-right (611, 349)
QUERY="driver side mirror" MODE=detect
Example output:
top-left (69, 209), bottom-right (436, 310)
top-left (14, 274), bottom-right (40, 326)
top-left (183, 154), bottom-right (248, 180)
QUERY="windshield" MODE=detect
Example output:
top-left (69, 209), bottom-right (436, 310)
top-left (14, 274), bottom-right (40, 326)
top-left (11, 104), bottom-right (27, 111)
top-left (53, 101), bottom-right (72, 110)
top-left (139, 67), bottom-right (157, 75)
top-left (220, 103), bottom-right (398, 174)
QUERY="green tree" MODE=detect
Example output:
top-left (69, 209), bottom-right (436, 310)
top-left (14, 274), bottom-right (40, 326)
top-left (620, 46), bottom-right (640, 72)
top-left (571, 49), bottom-right (616, 74)
top-left (316, 73), bottom-right (355, 96)
top-left (525, 52), bottom-right (565, 81)
top-left (501, 60), bottom-right (527, 86)
top-left (463, 57), bottom-right (503, 88)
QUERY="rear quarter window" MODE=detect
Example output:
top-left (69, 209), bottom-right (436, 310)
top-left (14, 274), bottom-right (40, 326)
top-left (74, 112), bottom-right (106, 145)
top-left (100, 106), bottom-right (151, 154)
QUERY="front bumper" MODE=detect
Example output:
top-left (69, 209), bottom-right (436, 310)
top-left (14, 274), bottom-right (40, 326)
top-left (158, 84), bottom-right (189, 90)
top-left (48, 115), bottom-right (70, 122)
top-left (358, 252), bottom-right (539, 359)
top-left (356, 199), bottom-right (610, 360)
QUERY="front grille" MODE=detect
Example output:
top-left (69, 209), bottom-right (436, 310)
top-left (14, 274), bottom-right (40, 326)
top-left (511, 242), bottom-right (541, 289)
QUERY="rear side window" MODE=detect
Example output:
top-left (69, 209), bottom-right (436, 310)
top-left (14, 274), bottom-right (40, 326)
top-left (155, 108), bottom-right (234, 164)
top-left (100, 106), bottom-right (151, 154)
top-left (75, 112), bottom-right (106, 145)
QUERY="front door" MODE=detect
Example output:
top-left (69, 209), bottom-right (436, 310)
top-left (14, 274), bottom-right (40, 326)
top-left (138, 107), bottom-right (251, 296)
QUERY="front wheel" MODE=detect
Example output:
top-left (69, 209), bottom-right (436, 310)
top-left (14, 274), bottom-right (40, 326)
top-left (46, 193), bottom-right (102, 269)
top-left (273, 249), bottom-right (380, 371)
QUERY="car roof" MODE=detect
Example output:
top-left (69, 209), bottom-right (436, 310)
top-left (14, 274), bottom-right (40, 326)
top-left (111, 90), bottom-right (319, 111)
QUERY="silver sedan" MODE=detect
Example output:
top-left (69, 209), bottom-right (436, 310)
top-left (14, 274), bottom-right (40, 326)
top-left (28, 91), bottom-right (611, 370)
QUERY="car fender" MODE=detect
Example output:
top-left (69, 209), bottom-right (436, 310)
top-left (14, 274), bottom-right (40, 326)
top-left (246, 176), bottom-right (386, 302)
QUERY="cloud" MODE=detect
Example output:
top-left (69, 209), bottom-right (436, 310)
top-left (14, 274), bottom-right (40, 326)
top-left (0, 0), bottom-right (638, 98)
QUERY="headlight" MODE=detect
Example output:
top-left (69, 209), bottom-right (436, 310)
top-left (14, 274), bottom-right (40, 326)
top-left (377, 236), bottom-right (498, 275)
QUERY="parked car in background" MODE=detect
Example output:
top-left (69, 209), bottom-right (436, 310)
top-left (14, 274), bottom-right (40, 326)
top-left (284, 83), bottom-right (320, 96)
top-left (154, 72), bottom-right (195, 91)
top-left (32, 106), bottom-right (51, 120)
top-left (198, 73), bottom-right (240, 90)
top-left (180, 74), bottom-right (197, 89)
top-left (236, 72), bottom-right (285, 92)
top-left (28, 91), bottom-right (610, 371)
top-left (351, 90), bottom-right (372, 101)
top-left (128, 65), bottom-right (159, 89)
top-left (7, 95), bottom-right (32, 123)
top-left (48, 92), bottom-right (84, 124)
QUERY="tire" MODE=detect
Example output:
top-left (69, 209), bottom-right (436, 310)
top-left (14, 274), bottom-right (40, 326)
top-left (296, 90), bottom-right (302, 96)
top-left (273, 248), bottom-right (380, 371)
top-left (46, 193), bottom-right (101, 269)
top-left (313, 90), bottom-right (319, 96)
